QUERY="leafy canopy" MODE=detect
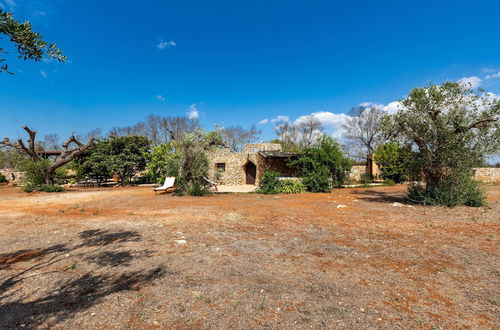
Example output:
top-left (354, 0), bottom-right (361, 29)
top-left (0, 10), bottom-right (66, 74)
top-left (290, 135), bottom-right (352, 192)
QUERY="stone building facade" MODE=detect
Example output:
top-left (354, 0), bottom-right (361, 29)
top-left (207, 143), bottom-right (296, 186)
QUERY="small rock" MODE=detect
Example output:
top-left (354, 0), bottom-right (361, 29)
top-left (391, 202), bottom-right (404, 207)
top-left (336, 204), bottom-right (347, 208)
top-left (91, 312), bottom-right (95, 316)
top-left (360, 308), bottom-right (365, 312)
top-left (175, 239), bottom-right (187, 245)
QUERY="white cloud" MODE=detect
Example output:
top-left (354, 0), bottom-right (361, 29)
top-left (156, 94), bottom-right (165, 101)
top-left (40, 70), bottom-right (47, 78)
top-left (156, 40), bottom-right (176, 49)
top-left (485, 71), bottom-right (500, 80)
top-left (187, 104), bottom-right (199, 120)
top-left (294, 111), bottom-right (351, 140)
top-left (33, 10), bottom-right (46, 16)
top-left (258, 119), bottom-right (269, 125)
top-left (270, 115), bottom-right (289, 123)
top-left (458, 76), bottom-right (482, 88)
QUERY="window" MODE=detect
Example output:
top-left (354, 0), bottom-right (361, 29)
top-left (215, 163), bottom-right (226, 172)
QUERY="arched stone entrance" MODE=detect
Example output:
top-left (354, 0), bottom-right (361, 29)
top-left (244, 161), bottom-right (257, 185)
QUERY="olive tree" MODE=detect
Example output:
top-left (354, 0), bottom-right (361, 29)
top-left (382, 82), bottom-right (499, 206)
top-left (0, 9), bottom-right (65, 74)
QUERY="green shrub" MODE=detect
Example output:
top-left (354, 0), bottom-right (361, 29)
top-left (17, 158), bottom-right (49, 188)
top-left (408, 176), bottom-right (485, 207)
top-left (375, 142), bottom-right (407, 183)
top-left (301, 167), bottom-right (331, 192)
top-left (186, 182), bottom-right (208, 196)
top-left (22, 182), bottom-right (37, 193)
top-left (0, 173), bottom-right (6, 183)
top-left (277, 179), bottom-right (306, 194)
top-left (383, 178), bottom-right (395, 186)
top-left (40, 184), bottom-right (64, 193)
top-left (257, 170), bottom-right (280, 194)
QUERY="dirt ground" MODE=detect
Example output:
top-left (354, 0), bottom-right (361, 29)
top-left (0, 184), bottom-right (498, 329)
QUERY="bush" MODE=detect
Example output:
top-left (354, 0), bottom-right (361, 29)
top-left (277, 179), bottom-right (306, 194)
top-left (383, 178), bottom-right (395, 186)
top-left (301, 167), bottom-right (331, 192)
top-left (374, 142), bottom-right (407, 183)
top-left (40, 184), bottom-right (64, 193)
top-left (408, 176), bottom-right (485, 207)
top-left (256, 170), bottom-right (280, 194)
top-left (0, 173), bottom-right (6, 183)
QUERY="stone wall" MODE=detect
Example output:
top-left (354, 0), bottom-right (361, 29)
top-left (473, 167), bottom-right (500, 183)
top-left (0, 168), bottom-right (23, 185)
top-left (348, 165), bottom-right (366, 182)
top-left (207, 147), bottom-right (264, 185)
top-left (242, 143), bottom-right (282, 153)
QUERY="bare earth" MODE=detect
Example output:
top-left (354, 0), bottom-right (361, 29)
top-left (0, 184), bottom-right (498, 329)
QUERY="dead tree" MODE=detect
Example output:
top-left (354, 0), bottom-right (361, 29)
top-left (0, 125), bottom-right (94, 184)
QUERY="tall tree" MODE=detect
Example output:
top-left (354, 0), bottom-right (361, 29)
top-left (0, 126), bottom-right (94, 184)
top-left (221, 124), bottom-right (262, 152)
top-left (342, 105), bottom-right (385, 161)
top-left (274, 118), bottom-right (324, 152)
top-left (0, 9), bottom-right (65, 74)
top-left (382, 82), bottom-right (499, 206)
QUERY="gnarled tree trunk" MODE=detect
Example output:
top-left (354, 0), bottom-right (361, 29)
top-left (1, 125), bottom-right (94, 185)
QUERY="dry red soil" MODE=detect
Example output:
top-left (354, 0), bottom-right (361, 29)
top-left (0, 184), bottom-right (498, 329)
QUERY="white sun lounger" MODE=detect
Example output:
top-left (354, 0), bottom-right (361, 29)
top-left (153, 177), bottom-right (175, 194)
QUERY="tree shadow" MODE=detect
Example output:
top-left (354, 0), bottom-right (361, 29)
top-left (352, 189), bottom-right (408, 204)
top-left (0, 229), bottom-right (165, 328)
top-left (78, 229), bottom-right (141, 247)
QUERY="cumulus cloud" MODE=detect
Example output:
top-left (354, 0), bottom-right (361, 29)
top-left (156, 94), bottom-right (165, 101)
top-left (458, 76), bottom-right (482, 88)
top-left (156, 40), bottom-right (176, 49)
top-left (258, 115), bottom-right (289, 124)
top-left (257, 119), bottom-right (269, 125)
top-left (485, 71), bottom-right (500, 80)
top-left (187, 104), bottom-right (199, 120)
top-left (40, 70), bottom-right (47, 78)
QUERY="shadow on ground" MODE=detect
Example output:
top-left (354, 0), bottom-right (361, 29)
top-left (0, 228), bottom-right (167, 328)
top-left (353, 188), bottom-right (408, 204)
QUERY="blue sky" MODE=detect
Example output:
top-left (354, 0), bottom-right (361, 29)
top-left (1, 0), bottom-right (500, 142)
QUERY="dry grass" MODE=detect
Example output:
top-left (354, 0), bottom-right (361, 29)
top-left (0, 184), bottom-right (498, 328)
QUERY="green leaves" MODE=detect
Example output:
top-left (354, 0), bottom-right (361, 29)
top-left (0, 9), bottom-right (66, 74)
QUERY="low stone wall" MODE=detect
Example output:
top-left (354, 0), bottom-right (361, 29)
top-left (348, 165), bottom-right (366, 182)
top-left (473, 167), bottom-right (500, 183)
top-left (0, 168), bottom-right (23, 185)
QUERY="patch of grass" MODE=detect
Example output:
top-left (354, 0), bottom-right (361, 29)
top-left (488, 298), bottom-right (498, 305)
top-left (58, 209), bottom-right (65, 213)
top-left (68, 261), bottom-right (77, 270)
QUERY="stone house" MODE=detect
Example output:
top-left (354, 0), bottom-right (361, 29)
top-left (207, 143), bottom-right (297, 185)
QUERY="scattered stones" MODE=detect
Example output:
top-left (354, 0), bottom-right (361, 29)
top-left (336, 204), bottom-right (347, 208)
top-left (175, 239), bottom-right (187, 245)
top-left (391, 202), bottom-right (405, 207)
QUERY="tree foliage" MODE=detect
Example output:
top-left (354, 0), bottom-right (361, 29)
top-left (0, 9), bottom-right (66, 74)
top-left (374, 142), bottom-right (406, 183)
top-left (1, 126), bottom-right (94, 187)
top-left (382, 81), bottom-right (499, 206)
top-left (342, 105), bottom-right (386, 161)
top-left (75, 136), bottom-right (150, 184)
top-left (274, 117), bottom-right (324, 152)
top-left (145, 142), bottom-right (179, 184)
top-left (290, 135), bottom-right (352, 192)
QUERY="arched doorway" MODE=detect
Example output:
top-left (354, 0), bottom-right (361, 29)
top-left (244, 161), bottom-right (257, 185)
